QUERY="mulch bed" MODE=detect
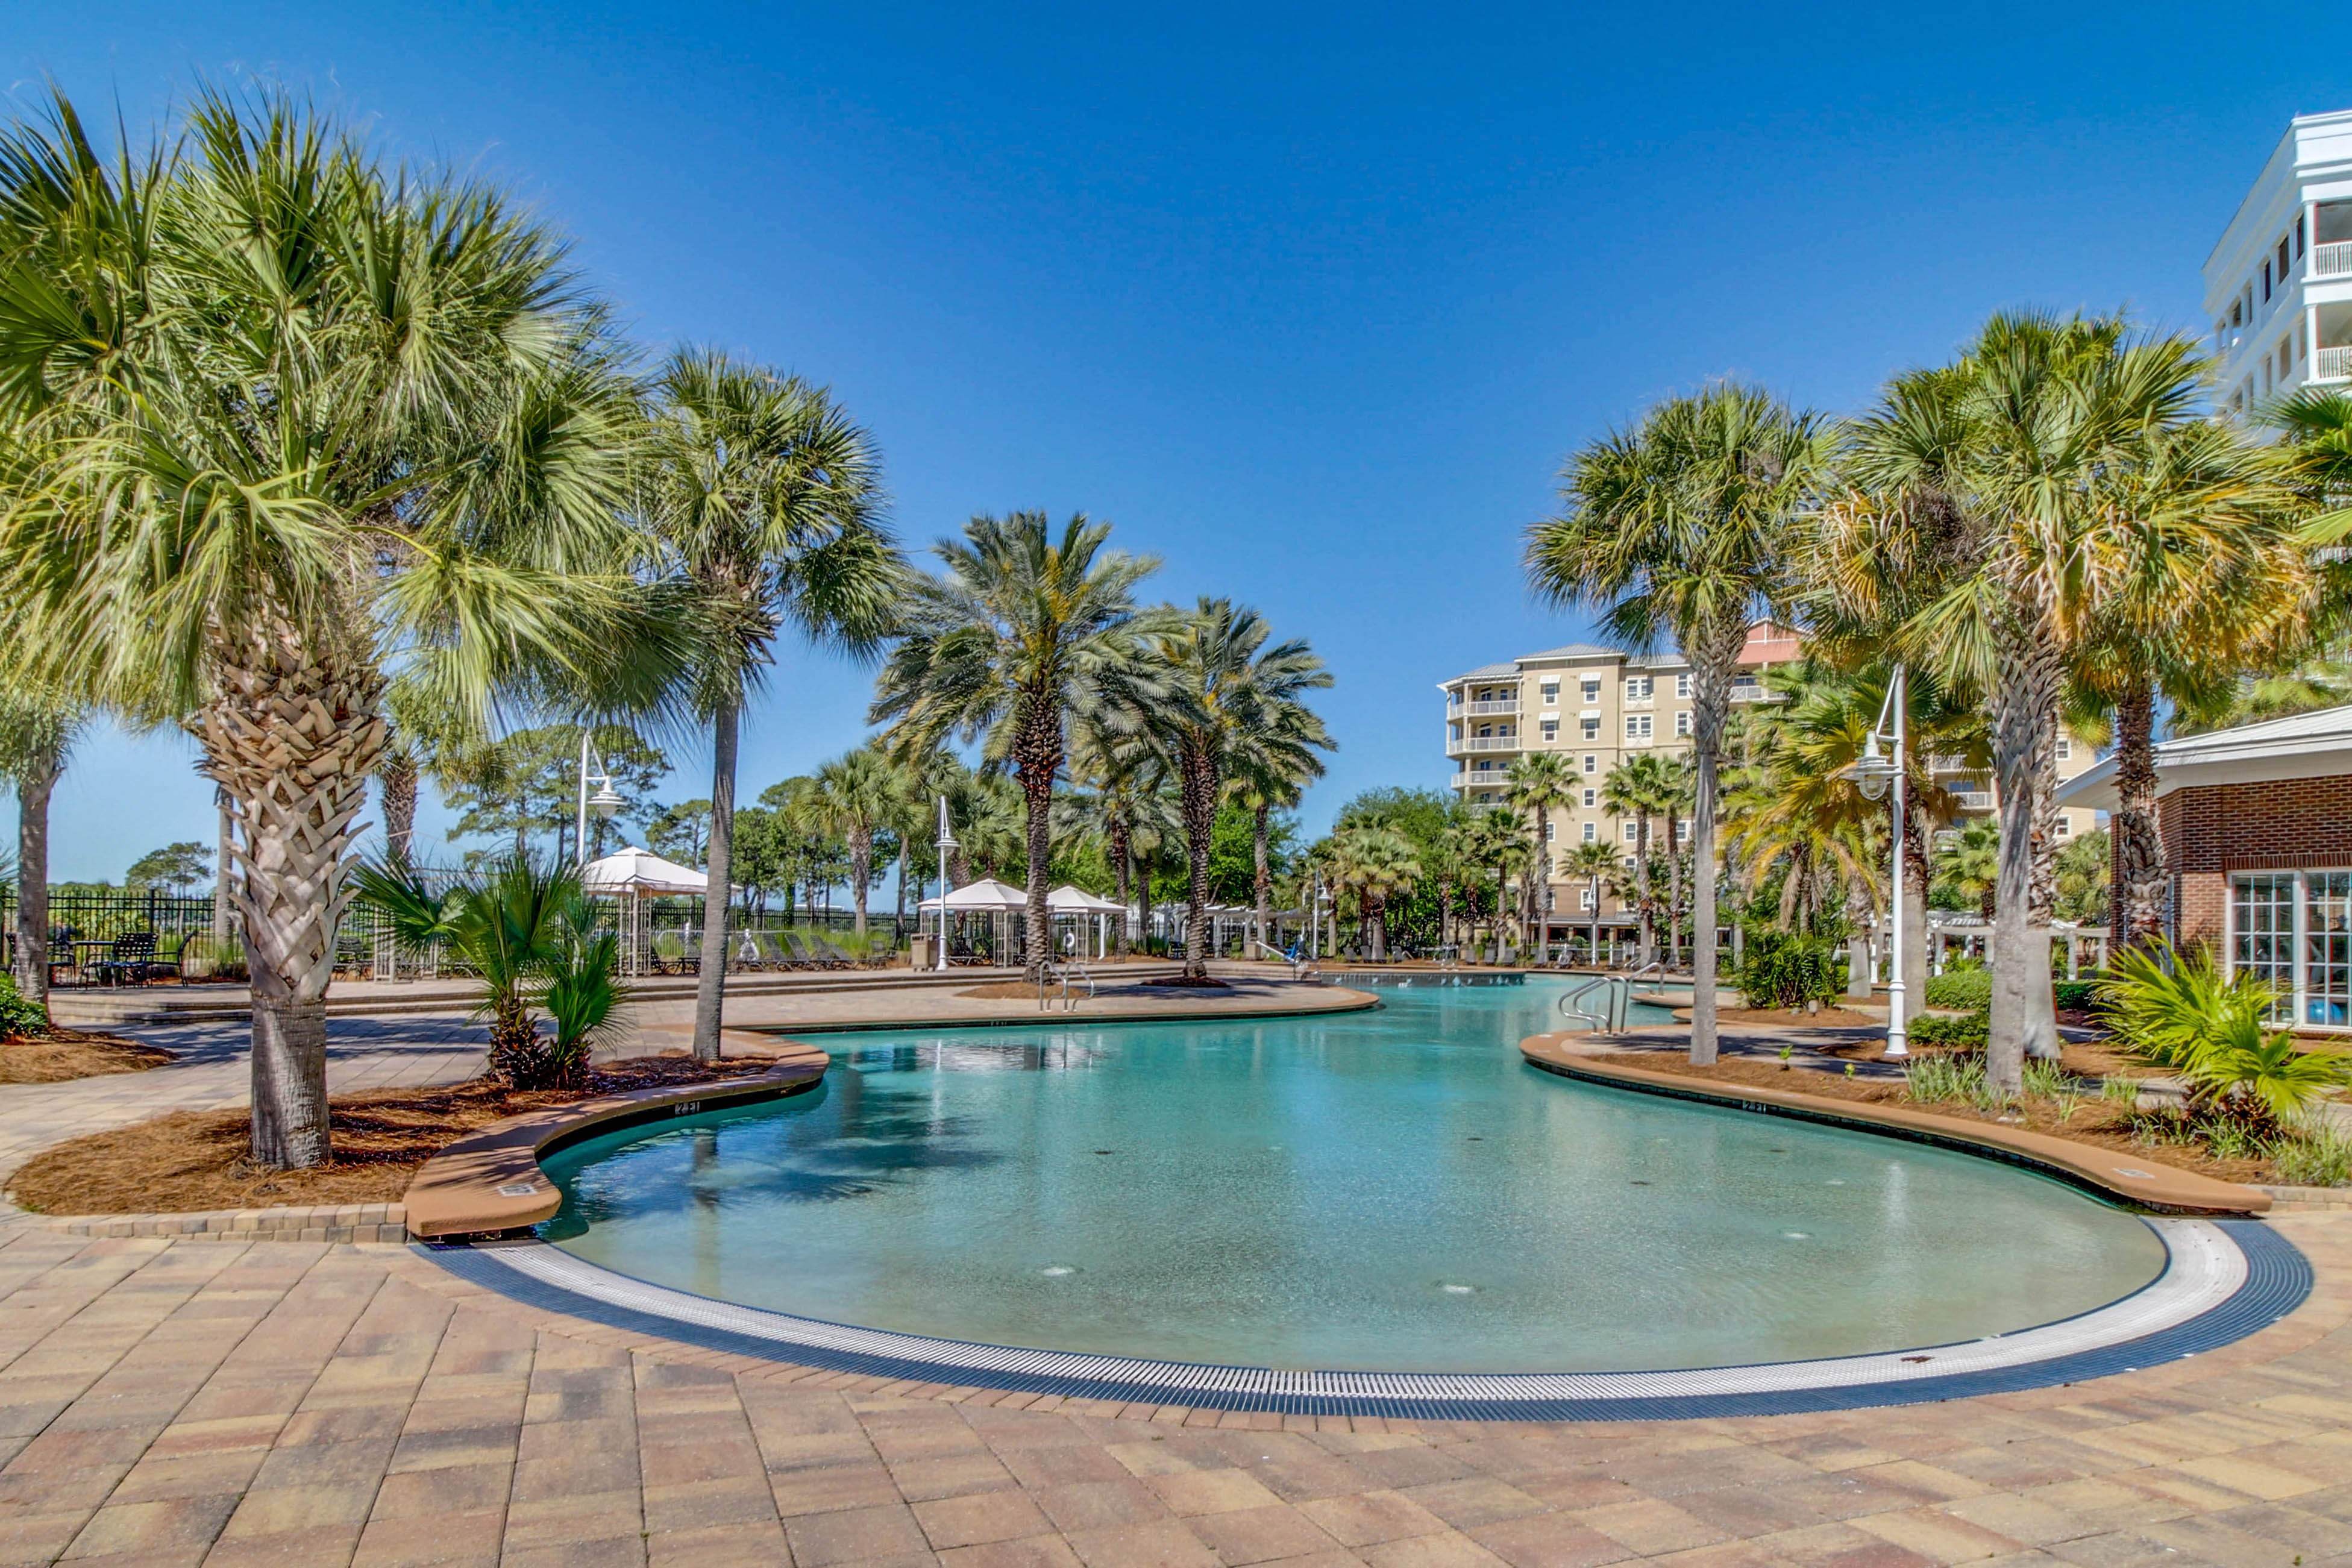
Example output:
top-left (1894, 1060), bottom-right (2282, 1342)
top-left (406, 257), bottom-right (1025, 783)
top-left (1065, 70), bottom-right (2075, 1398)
top-left (0, 1030), bottom-right (175, 1084)
top-left (1710, 1005), bottom-right (1884, 1028)
top-left (5, 1053), bottom-right (785, 1218)
top-left (1589, 1050), bottom-right (2275, 1185)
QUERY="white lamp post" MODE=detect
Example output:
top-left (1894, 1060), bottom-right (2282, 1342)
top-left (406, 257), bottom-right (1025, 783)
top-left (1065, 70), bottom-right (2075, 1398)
top-left (575, 732), bottom-right (625, 868)
top-left (934, 794), bottom-right (958, 973)
top-left (1843, 666), bottom-right (1910, 1059)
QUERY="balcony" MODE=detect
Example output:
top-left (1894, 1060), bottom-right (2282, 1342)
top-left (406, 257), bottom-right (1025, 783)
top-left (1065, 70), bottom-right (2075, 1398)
top-left (1728, 685), bottom-right (1783, 703)
top-left (1464, 699), bottom-right (1519, 716)
top-left (2319, 345), bottom-right (2352, 382)
top-left (1452, 771), bottom-right (1507, 791)
top-left (1952, 791), bottom-right (1993, 812)
top-left (1447, 734), bottom-right (1524, 756)
top-left (2316, 241), bottom-right (2352, 280)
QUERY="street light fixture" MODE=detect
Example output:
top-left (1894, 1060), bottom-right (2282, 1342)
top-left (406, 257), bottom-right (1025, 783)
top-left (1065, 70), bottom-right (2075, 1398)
top-left (935, 794), bottom-right (959, 973)
top-left (576, 733), bottom-right (624, 868)
top-left (1841, 666), bottom-right (1910, 1058)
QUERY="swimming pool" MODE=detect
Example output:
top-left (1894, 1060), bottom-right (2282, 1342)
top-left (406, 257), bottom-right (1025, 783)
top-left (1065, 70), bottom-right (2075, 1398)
top-left (536, 979), bottom-right (2174, 1373)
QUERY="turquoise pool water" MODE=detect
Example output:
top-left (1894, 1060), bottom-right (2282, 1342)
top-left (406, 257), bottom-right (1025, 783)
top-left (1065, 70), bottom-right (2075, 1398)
top-left (541, 980), bottom-right (2168, 1372)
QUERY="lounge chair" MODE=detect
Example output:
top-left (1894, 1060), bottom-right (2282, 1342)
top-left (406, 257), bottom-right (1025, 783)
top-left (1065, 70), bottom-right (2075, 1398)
top-left (92, 932), bottom-right (168, 986)
top-left (789, 931), bottom-right (850, 970)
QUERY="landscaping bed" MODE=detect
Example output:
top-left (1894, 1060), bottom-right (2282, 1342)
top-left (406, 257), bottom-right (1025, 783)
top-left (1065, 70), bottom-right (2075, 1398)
top-left (1591, 1049), bottom-right (2289, 1186)
top-left (5, 1053), bottom-right (784, 1217)
top-left (0, 1030), bottom-right (174, 1084)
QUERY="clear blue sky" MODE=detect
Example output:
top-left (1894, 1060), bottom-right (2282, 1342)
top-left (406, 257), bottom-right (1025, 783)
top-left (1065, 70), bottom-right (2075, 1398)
top-left (11, 2), bottom-right (2350, 879)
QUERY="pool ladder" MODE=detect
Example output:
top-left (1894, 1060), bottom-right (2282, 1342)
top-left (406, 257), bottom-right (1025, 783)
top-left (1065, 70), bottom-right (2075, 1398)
top-left (1558, 974), bottom-right (1636, 1032)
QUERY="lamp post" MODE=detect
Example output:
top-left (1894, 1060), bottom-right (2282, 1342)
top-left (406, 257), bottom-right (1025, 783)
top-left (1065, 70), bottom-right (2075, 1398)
top-left (934, 794), bottom-right (958, 973)
top-left (575, 732), bottom-right (625, 868)
top-left (1843, 666), bottom-right (1909, 1059)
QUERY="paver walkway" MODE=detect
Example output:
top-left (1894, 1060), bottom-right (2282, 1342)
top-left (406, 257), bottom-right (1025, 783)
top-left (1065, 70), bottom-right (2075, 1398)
top-left (2, 1214), bottom-right (2351, 1567)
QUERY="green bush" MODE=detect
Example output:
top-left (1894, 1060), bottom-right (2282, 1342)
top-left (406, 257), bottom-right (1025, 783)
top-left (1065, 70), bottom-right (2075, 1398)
top-left (1907, 1009), bottom-right (1989, 1050)
top-left (1734, 928), bottom-right (1844, 1009)
top-left (2274, 1117), bottom-right (2352, 1187)
top-left (2053, 979), bottom-right (2101, 1012)
top-left (1924, 970), bottom-right (1993, 1010)
top-left (0, 974), bottom-right (46, 1040)
top-left (2104, 941), bottom-right (2352, 1121)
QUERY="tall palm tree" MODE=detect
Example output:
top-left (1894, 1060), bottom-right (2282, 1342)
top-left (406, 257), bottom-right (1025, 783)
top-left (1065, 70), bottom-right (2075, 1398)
top-left (1529, 384), bottom-right (1831, 1062)
top-left (1327, 823), bottom-right (1421, 961)
top-left (1061, 724), bottom-right (1174, 956)
top-left (1601, 754), bottom-right (1678, 967)
top-left (1229, 694), bottom-right (1336, 958)
top-left (0, 89), bottom-right (671, 1166)
top-left (0, 676), bottom-right (80, 1010)
top-left (639, 348), bottom-right (898, 1058)
top-left (1502, 750), bottom-right (1574, 958)
top-left (1461, 807), bottom-right (1525, 962)
top-left (874, 512), bottom-right (1160, 976)
top-left (1815, 313), bottom-right (2216, 1093)
top-left (807, 746), bottom-right (902, 937)
top-left (1561, 839), bottom-right (1623, 967)
top-left (1652, 753), bottom-right (1695, 968)
top-left (1146, 600), bottom-right (1333, 983)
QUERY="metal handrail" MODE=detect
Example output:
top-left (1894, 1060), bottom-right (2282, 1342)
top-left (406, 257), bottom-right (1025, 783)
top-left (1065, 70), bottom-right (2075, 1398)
top-left (1557, 974), bottom-right (1619, 1032)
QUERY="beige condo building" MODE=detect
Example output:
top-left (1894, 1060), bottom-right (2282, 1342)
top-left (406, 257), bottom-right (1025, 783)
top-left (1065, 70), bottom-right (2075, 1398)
top-left (1438, 624), bottom-right (2101, 948)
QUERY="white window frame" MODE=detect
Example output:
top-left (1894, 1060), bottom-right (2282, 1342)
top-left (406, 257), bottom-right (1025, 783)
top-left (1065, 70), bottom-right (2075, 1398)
top-left (1582, 788), bottom-right (1597, 808)
top-left (1581, 821), bottom-right (1596, 843)
top-left (1582, 753), bottom-right (1597, 774)
top-left (1581, 677), bottom-right (1601, 703)
top-left (1623, 821), bottom-right (1640, 844)
top-left (1675, 710), bottom-right (1692, 738)
top-left (1675, 673), bottom-right (1690, 698)
top-left (1625, 714), bottom-right (1652, 741)
top-left (1581, 717), bottom-right (1600, 740)
top-left (1541, 683), bottom-right (1559, 705)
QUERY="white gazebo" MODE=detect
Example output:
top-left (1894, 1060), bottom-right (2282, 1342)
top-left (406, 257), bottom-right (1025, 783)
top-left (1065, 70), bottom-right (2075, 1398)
top-left (917, 877), bottom-right (1032, 965)
top-left (582, 847), bottom-right (715, 974)
top-left (1047, 885), bottom-right (1124, 958)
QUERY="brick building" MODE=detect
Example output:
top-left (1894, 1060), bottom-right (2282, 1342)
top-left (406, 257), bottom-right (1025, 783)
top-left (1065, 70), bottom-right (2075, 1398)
top-left (2057, 706), bottom-right (2352, 1030)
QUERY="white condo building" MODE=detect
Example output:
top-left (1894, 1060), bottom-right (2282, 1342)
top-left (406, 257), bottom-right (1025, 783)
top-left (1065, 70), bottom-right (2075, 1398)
top-left (2207, 107), bottom-right (2352, 417)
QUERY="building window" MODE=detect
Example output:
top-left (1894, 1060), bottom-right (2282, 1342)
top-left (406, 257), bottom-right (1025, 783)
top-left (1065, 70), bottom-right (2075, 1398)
top-left (1543, 821), bottom-right (1555, 841)
top-left (1625, 714), bottom-right (1652, 741)
top-left (1579, 886), bottom-right (1595, 909)
top-left (1582, 753), bottom-right (1597, 774)
top-left (1581, 677), bottom-right (1600, 702)
top-left (2298, 213), bottom-right (2307, 257)
top-left (2311, 873), bottom-right (2352, 1028)
top-left (1623, 821), bottom-right (1640, 844)
top-left (2054, 817), bottom-right (2071, 839)
top-left (1581, 717), bottom-right (1599, 740)
top-left (1675, 673), bottom-right (1690, 698)
top-left (1540, 719), bottom-right (1558, 741)
top-left (2263, 259), bottom-right (2272, 303)
top-left (2234, 874), bottom-right (2296, 1019)
top-left (1582, 787), bottom-right (1597, 808)
top-left (1675, 710), bottom-right (1692, 737)
top-left (2056, 738), bottom-right (2071, 762)
top-left (1476, 792), bottom-right (1493, 804)
top-left (1625, 676), bottom-right (1652, 701)
top-left (1541, 683), bottom-right (1558, 705)
top-left (1581, 821), bottom-right (1596, 844)
top-left (2280, 236), bottom-right (2292, 285)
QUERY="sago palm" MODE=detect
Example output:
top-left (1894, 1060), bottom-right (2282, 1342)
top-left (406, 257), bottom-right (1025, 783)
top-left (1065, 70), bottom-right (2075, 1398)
top-left (0, 89), bottom-right (672, 1165)
top-left (639, 348), bottom-right (899, 1057)
top-left (873, 512), bottom-right (1161, 976)
top-left (1529, 384), bottom-right (1832, 1060)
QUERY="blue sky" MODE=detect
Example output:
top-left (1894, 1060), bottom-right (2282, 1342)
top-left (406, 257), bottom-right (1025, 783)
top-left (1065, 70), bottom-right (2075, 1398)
top-left (10, 1), bottom-right (2350, 879)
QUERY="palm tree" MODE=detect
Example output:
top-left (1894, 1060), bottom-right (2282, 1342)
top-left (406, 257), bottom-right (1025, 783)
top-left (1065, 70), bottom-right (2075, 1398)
top-left (1529, 384), bottom-right (1831, 1062)
top-left (1935, 820), bottom-right (2001, 920)
top-left (0, 89), bottom-right (671, 1167)
top-left (807, 747), bottom-right (902, 937)
top-left (1561, 839), bottom-right (1623, 966)
top-left (1652, 753), bottom-right (1695, 968)
top-left (1502, 751), bottom-right (1574, 958)
top-left (639, 348), bottom-right (898, 1058)
top-left (1600, 754), bottom-right (1676, 966)
top-left (1327, 823), bottom-right (1422, 961)
top-left (1816, 313), bottom-right (2221, 1093)
top-left (874, 512), bottom-right (1160, 976)
top-left (1463, 807), bottom-right (1529, 962)
top-left (1146, 599), bottom-right (1332, 983)
top-left (1229, 695), bottom-right (1335, 959)
top-left (0, 676), bottom-right (80, 1011)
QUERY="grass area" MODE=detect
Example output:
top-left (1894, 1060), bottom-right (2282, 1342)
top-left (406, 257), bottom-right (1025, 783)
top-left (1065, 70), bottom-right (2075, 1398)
top-left (0, 1030), bottom-right (174, 1084)
top-left (5, 1053), bottom-right (786, 1217)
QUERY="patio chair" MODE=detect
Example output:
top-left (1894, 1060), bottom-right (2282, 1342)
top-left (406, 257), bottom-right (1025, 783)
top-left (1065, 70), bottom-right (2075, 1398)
top-left (794, 931), bottom-right (852, 970)
top-left (92, 932), bottom-right (162, 986)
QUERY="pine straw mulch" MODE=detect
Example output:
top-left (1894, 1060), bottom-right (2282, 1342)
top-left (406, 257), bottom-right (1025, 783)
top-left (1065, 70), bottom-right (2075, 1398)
top-left (0, 1030), bottom-right (175, 1084)
top-left (1590, 1049), bottom-right (2277, 1185)
top-left (5, 1053), bottom-right (786, 1218)
top-left (1707, 1005), bottom-right (1885, 1029)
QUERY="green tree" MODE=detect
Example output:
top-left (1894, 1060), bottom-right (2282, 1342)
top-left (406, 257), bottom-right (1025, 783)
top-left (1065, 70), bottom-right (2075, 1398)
top-left (874, 512), bottom-right (1161, 976)
top-left (1325, 823), bottom-right (1422, 961)
top-left (126, 842), bottom-right (212, 895)
top-left (0, 90), bottom-right (673, 1164)
top-left (443, 724), bottom-right (671, 864)
top-left (1502, 750), bottom-right (1575, 957)
top-left (0, 677), bottom-right (81, 1009)
top-left (807, 747), bottom-right (902, 936)
top-left (1560, 839), bottom-right (1622, 964)
top-left (639, 348), bottom-right (899, 1058)
top-left (1530, 384), bottom-right (1831, 1060)
top-left (645, 800), bottom-right (713, 865)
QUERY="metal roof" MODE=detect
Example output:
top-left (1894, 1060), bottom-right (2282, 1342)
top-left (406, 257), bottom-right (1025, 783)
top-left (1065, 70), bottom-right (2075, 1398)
top-left (2056, 704), bottom-right (2352, 811)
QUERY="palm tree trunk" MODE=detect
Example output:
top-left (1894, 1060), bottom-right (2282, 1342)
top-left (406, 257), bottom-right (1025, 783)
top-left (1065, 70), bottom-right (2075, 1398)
top-left (1018, 755), bottom-right (1055, 977)
top-left (1987, 619), bottom-right (2061, 1094)
top-left (11, 743), bottom-right (59, 1011)
top-left (850, 829), bottom-right (872, 938)
top-left (692, 696), bottom-right (739, 1061)
top-left (2112, 680), bottom-right (2165, 951)
top-left (381, 753), bottom-right (418, 862)
top-left (1252, 801), bottom-right (1273, 959)
top-left (1179, 747), bottom-right (1217, 981)
top-left (1111, 817), bottom-right (1134, 956)
top-left (191, 630), bottom-right (387, 1168)
top-left (1689, 651), bottom-right (1737, 1065)
top-left (1904, 815), bottom-right (1931, 1012)
top-left (1633, 818), bottom-right (1655, 969)
top-left (1590, 874), bottom-right (1602, 967)
top-left (1664, 817), bottom-right (1684, 975)
top-left (213, 789), bottom-right (235, 942)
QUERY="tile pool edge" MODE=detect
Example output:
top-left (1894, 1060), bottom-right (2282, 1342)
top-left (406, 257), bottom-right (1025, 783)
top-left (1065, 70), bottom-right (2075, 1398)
top-left (419, 1218), bottom-right (2309, 1420)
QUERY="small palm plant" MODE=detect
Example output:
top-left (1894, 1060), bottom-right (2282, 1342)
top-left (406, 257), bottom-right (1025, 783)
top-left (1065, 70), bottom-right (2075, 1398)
top-left (2104, 942), bottom-right (2352, 1127)
top-left (353, 855), bottom-right (621, 1088)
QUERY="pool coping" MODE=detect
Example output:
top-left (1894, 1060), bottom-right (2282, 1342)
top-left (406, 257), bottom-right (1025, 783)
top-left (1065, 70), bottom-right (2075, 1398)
top-left (742, 986), bottom-right (1383, 1034)
top-left (1519, 1032), bottom-right (2272, 1216)
top-left (422, 1218), bottom-right (2310, 1420)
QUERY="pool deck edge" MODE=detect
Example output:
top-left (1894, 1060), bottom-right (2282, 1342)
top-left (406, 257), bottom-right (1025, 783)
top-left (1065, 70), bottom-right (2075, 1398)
top-left (1519, 1031), bottom-right (2271, 1215)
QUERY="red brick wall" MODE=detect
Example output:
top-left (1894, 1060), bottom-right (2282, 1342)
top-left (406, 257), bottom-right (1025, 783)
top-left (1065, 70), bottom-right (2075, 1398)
top-left (2153, 776), bottom-right (2352, 948)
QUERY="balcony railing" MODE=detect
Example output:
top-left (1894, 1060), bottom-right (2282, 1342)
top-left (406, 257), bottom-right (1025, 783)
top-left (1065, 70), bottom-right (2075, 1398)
top-left (1453, 771), bottom-right (1506, 791)
top-left (2315, 241), bottom-right (2352, 279)
top-left (2318, 345), bottom-right (2352, 382)
top-left (1449, 735), bottom-right (1523, 754)
top-left (1464, 699), bottom-right (1518, 716)
top-left (1952, 791), bottom-right (1994, 812)
top-left (1728, 685), bottom-right (1784, 703)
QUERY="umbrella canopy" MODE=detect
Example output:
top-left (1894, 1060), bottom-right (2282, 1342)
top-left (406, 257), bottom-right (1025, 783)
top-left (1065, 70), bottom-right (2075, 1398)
top-left (917, 877), bottom-right (1033, 912)
top-left (1047, 885), bottom-right (1125, 914)
top-left (581, 845), bottom-right (713, 897)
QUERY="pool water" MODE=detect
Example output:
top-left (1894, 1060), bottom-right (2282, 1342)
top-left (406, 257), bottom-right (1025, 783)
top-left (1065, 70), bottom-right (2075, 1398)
top-left (541, 980), bottom-right (2167, 1372)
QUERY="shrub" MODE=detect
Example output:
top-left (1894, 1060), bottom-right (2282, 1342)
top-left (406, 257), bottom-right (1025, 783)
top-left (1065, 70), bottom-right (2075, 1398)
top-left (1903, 1049), bottom-right (2013, 1112)
top-left (2274, 1118), bottom-right (2352, 1187)
top-left (2104, 942), bottom-right (2352, 1120)
top-left (2053, 978), bottom-right (2103, 1013)
top-left (1924, 970), bottom-right (1993, 1010)
top-left (1907, 1009), bottom-right (1988, 1050)
top-left (0, 974), bottom-right (47, 1040)
top-left (1735, 928), bottom-right (1845, 1009)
